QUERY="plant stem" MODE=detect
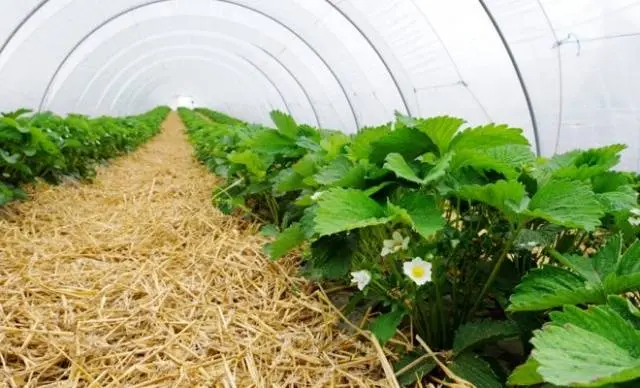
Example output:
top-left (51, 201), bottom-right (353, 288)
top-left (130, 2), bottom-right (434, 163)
top-left (467, 222), bottom-right (524, 320)
top-left (434, 278), bottom-right (447, 347)
top-left (547, 247), bottom-right (573, 267)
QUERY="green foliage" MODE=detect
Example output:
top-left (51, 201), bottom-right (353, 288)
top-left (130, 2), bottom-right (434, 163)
top-left (509, 235), bottom-right (640, 312)
top-left (448, 353), bottom-right (503, 388)
top-left (263, 223), bottom-right (306, 260)
top-left (0, 106), bottom-right (170, 206)
top-left (390, 191), bottom-right (444, 239)
top-left (314, 188), bottom-right (392, 236)
top-left (526, 180), bottom-right (604, 231)
top-left (369, 308), bottom-right (406, 345)
top-left (179, 107), bottom-right (640, 387)
top-left (513, 304), bottom-right (640, 387)
top-left (452, 319), bottom-right (520, 354)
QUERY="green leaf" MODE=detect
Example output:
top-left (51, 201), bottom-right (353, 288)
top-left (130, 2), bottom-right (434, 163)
top-left (457, 180), bottom-right (526, 219)
top-left (592, 171), bottom-right (633, 193)
top-left (532, 305), bottom-right (640, 387)
top-left (450, 123), bottom-right (530, 151)
top-left (295, 136), bottom-right (322, 152)
top-left (363, 181), bottom-right (394, 197)
top-left (263, 224), bottom-right (306, 260)
top-left (508, 358), bottom-right (544, 386)
top-left (369, 309), bottom-right (406, 344)
top-left (451, 149), bottom-right (521, 179)
top-left (292, 154), bottom-right (319, 177)
top-left (273, 169), bottom-right (307, 195)
top-left (259, 224), bottom-right (279, 238)
top-left (508, 266), bottom-right (604, 312)
top-left (384, 153), bottom-right (423, 184)
top-left (394, 352), bottom-right (437, 385)
top-left (616, 239), bottom-right (640, 275)
top-left (320, 132), bottom-right (350, 160)
top-left (270, 110), bottom-right (298, 139)
top-left (314, 188), bottom-right (392, 236)
top-left (608, 296), bottom-right (640, 329)
top-left (453, 320), bottom-right (520, 354)
top-left (348, 124), bottom-right (390, 161)
top-left (308, 235), bottom-right (354, 280)
top-left (597, 185), bottom-right (637, 214)
top-left (313, 157), bottom-right (366, 188)
top-left (0, 150), bottom-right (20, 165)
top-left (484, 144), bottom-right (536, 168)
top-left (421, 152), bottom-right (454, 184)
top-left (448, 352), bottom-right (503, 388)
top-left (593, 234), bottom-right (623, 278)
top-left (526, 180), bottom-right (604, 231)
top-left (247, 130), bottom-right (299, 156)
top-left (384, 152), bottom-right (453, 186)
top-left (390, 191), bottom-right (444, 239)
top-left (227, 150), bottom-right (268, 178)
top-left (369, 126), bottom-right (435, 165)
top-left (412, 116), bottom-right (466, 155)
top-left (542, 237), bottom-right (640, 302)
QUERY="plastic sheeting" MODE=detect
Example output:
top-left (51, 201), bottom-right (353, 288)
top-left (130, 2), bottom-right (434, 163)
top-left (1, 0), bottom-right (639, 170)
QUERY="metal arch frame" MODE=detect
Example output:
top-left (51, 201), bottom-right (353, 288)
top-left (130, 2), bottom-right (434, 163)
top-left (30, 0), bottom-right (360, 129)
top-left (323, 0), bottom-right (412, 116)
top-left (88, 45), bottom-right (292, 116)
top-left (37, 0), bottom-right (171, 111)
top-left (70, 29), bottom-right (321, 127)
top-left (0, 0), bottom-right (49, 57)
top-left (478, 0), bottom-right (541, 156)
top-left (108, 56), bottom-right (275, 112)
top-left (118, 62), bottom-right (274, 120)
top-left (214, 0), bottom-right (359, 129)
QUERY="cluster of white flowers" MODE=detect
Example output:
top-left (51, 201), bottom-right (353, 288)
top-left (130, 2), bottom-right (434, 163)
top-left (381, 231), bottom-right (410, 256)
top-left (349, 257), bottom-right (433, 290)
top-left (350, 231), bottom-right (433, 291)
top-left (630, 208), bottom-right (640, 226)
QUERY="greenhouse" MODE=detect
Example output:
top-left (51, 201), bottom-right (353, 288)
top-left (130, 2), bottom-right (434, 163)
top-left (1, 1), bottom-right (639, 386)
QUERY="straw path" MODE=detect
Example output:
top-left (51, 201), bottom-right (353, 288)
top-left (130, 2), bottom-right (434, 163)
top-left (0, 113), bottom-right (395, 387)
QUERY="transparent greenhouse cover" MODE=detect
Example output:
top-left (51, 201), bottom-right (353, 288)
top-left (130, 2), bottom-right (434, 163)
top-left (1, 0), bottom-right (639, 170)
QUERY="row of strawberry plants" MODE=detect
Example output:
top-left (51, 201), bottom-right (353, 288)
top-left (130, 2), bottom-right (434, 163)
top-left (0, 106), bottom-right (171, 206)
top-left (180, 106), bottom-right (640, 387)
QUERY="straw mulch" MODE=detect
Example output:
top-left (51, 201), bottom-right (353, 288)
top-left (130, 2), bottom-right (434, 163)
top-left (0, 113), bottom-right (401, 387)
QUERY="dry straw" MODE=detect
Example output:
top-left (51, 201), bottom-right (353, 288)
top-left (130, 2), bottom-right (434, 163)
top-left (0, 113), bottom-right (405, 387)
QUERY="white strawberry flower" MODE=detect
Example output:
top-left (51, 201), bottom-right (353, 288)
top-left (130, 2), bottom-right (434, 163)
top-left (311, 191), bottom-right (324, 201)
top-left (381, 231), bottom-right (410, 256)
top-left (629, 208), bottom-right (640, 226)
top-left (350, 270), bottom-right (372, 291)
top-left (403, 257), bottom-right (433, 286)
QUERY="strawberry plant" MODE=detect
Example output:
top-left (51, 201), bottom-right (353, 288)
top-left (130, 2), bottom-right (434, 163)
top-left (180, 107), bottom-right (640, 387)
top-left (0, 106), bottom-right (170, 206)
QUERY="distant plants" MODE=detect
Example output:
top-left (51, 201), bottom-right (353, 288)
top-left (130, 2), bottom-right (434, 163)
top-left (180, 107), bottom-right (640, 387)
top-left (0, 106), bottom-right (170, 206)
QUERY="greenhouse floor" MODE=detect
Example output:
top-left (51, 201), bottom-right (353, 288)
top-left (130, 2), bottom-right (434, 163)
top-left (0, 113), bottom-right (395, 387)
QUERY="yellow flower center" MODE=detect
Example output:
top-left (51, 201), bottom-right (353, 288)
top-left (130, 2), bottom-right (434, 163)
top-left (411, 266), bottom-right (425, 278)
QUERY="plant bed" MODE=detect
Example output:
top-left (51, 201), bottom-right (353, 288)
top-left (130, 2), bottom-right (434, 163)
top-left (180, 107), bottom-right (640, 387)
top-left (0, 106), bottom-right (171, 206)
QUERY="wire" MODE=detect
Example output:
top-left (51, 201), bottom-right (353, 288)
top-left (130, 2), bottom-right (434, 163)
top-left (410, 0), bottom-right (493, 122)
top-left (536, 0), bottom-right (565, 155)
top-left (478, 0), bottom-right (542, 156)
